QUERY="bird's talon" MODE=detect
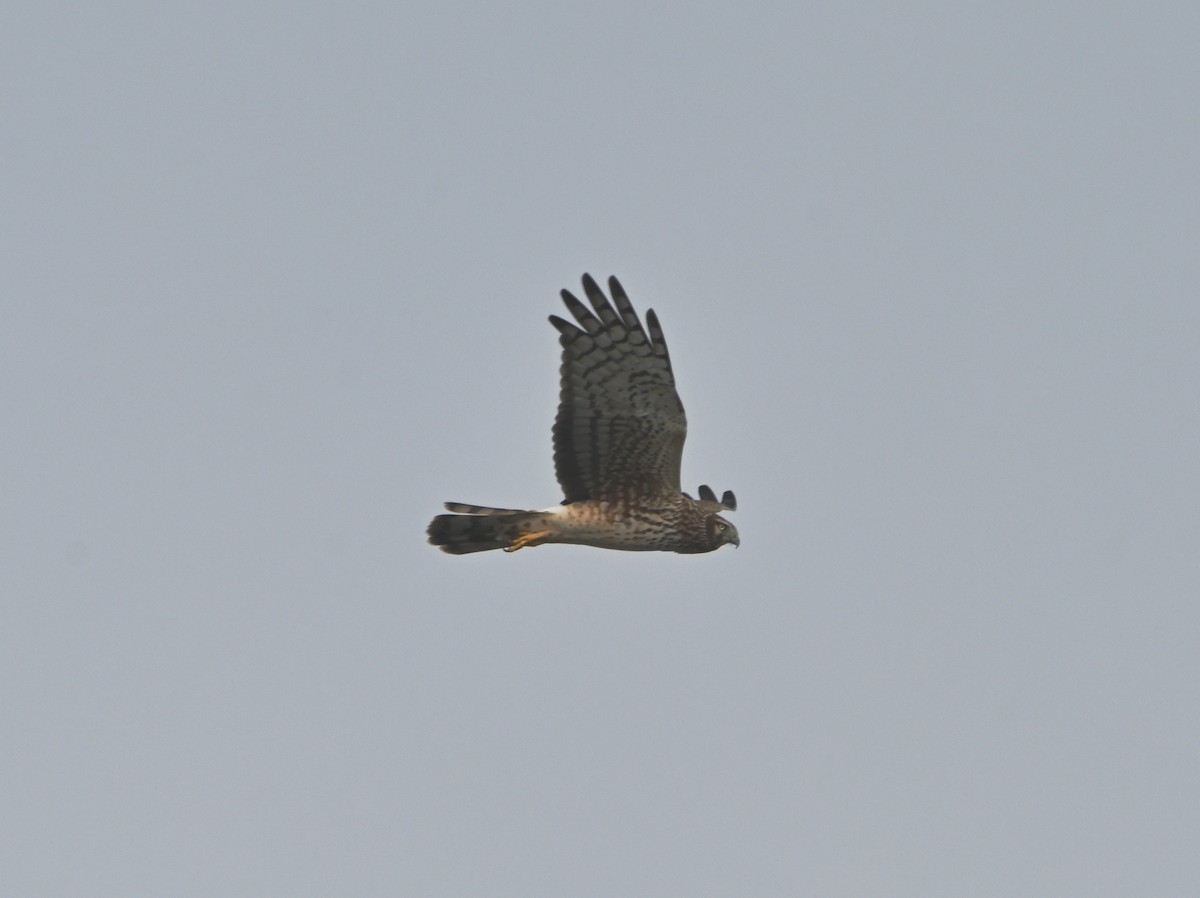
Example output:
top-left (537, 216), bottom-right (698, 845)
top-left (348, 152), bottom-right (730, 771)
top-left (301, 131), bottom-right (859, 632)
top-left (505, 529), bottom-right (551, 552)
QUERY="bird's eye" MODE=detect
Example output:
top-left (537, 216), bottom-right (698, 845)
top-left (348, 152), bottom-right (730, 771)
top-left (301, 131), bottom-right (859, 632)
top-left (716, 523), bottom-right (726, 531)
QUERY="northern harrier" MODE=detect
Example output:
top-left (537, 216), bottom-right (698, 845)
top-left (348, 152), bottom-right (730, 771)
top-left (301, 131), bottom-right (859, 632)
top-left (427, 274), bottom-right (738, 555)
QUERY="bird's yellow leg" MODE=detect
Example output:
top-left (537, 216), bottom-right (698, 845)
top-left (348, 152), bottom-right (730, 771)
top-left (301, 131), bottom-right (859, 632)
top-left (505, 529), bottom-right (551, 552)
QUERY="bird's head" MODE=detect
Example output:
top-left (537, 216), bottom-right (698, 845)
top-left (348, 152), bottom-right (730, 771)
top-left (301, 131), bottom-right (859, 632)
top-left (706, 514), bottom-right (740, 550)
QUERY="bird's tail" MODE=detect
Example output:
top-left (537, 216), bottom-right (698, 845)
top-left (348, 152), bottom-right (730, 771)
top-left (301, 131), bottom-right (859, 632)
top-left (426, 503), bottom-right (552, 555)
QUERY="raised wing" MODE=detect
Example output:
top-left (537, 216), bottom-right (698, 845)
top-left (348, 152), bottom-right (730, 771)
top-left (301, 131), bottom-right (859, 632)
top-left (549, 274), bottom-right (687, 503)
top-left (697, 484), bottom-right (737, 511)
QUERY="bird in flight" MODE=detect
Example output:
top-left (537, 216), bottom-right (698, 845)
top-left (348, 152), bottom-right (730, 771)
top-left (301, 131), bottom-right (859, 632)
top-left (427, 274), bottom-right (738, 555)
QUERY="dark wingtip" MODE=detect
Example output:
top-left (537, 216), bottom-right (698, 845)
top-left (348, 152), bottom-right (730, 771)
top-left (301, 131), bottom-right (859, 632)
top-left (698, 484), bottom-right (735, 510)
top-left (644, 308), bottom-right (668, 358)
top-left (549, 314), bottom-right (580, 337)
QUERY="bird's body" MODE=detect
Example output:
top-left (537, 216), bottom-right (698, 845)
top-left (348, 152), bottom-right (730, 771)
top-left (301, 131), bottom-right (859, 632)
top-left (427, 275), bottom-right (738, 555)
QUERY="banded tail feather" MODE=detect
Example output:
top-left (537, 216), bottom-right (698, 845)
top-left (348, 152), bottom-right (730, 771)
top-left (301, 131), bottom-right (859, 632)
top-left (427, 504), bottom-right (549, 555)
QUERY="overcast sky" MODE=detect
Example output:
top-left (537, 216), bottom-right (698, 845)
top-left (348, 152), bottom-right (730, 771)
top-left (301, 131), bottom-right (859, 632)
top-left (4, 3), bottom-right (1199, 896)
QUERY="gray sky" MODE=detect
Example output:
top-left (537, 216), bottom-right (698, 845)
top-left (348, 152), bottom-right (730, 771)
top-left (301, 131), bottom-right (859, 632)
top-left (4, 3), bottom-right (1199, 895)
